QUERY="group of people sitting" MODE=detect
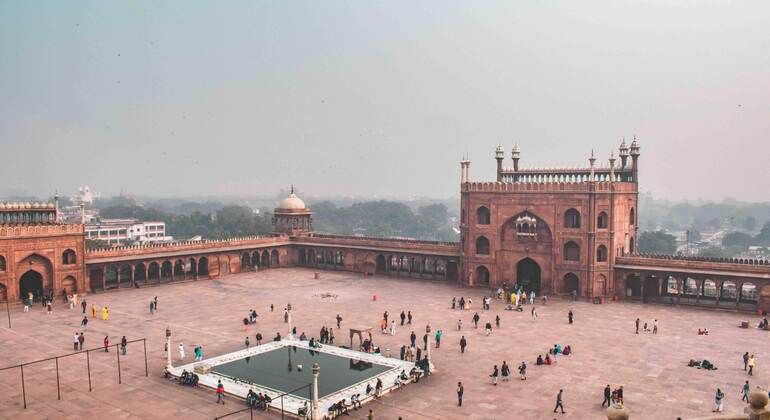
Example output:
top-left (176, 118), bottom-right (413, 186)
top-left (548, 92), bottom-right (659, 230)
top-left (328, 396), bottom-right (359, 416)
top-left (245, 389), bottom-right (272, 410)
top-left (365, 378), bottom-right (384, 398)
top-left (697, 328), bottom-right (710, 335)
top-left (178, 370), bottom-right (199, 386)
top-left (307, 337), bottom-right (322, 349)
top-left (360, 338), bottom-right (380, 354)
top-left (535, 344), bottom-right (572, 366)
top-left (688, 359), bottom-right (717, 370)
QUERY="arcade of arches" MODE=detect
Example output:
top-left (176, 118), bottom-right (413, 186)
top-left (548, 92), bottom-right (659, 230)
top-left (87, 248), bottom-right (283, 292)
top-left (620, 271), bottom-right (764, 312)
top-left (297, 247), bottom-right (459, 282)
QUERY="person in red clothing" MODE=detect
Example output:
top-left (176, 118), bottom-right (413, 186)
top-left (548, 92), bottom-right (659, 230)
top-left (103, 336), bottom-right (109, 352)
top-left (216, 380), bottom-right (225, 404)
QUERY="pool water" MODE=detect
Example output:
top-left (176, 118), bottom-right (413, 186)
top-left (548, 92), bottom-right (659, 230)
top-left (212, 346), bottom-right (392, 399)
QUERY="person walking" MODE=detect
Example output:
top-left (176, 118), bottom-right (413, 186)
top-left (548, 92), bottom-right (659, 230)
top-left (91, 304), bottom-right (96, 318)
top-left (531, 306), bottom-right (538, 320)
top-left (457, 381), bottom-right (464, 406)
top-left (473, 312), bottom-right (480, 328)
top-left (256, 332), bottom-right (262, 345)
top-left (743, 352), bottom-right (750, 371)
top-left (410, 331), bottom-right (416, 347)
top-left (73, 332), bottom-right (80, 351)
top-left (568, 310), bottom-right (574, 324)
top-left (602, 384), bottom-right (612, 407)
top-left (457, 319), bottom-right (462, 330)
top-left (245, 336), bottom-right (250, 348)
top-left (617, 386), bottom-right (624, 404)
top-left (635, 318), bottom-right (640, 334)
top-left (153, 296), bottom-right (158, 310)
top-left (81, 300), bottom-right (87, 314)
top-left (150, 300), bottom-right (155, 314)
top-left (748, 354), bottom-right (755, 376)
top-left (435, 329), bottom-right (442, 348)
top-left (713, 388), bottom-right (724, 412)
top-left (336, 314), bottom-right (342, 329)
top-left (518, 361), bottom-right (527, 380)
top-left (46, 301), bottom-right (52, 315)
top-left (490, 365), bottom-right (499, 386)
top-left (400, 311), bottom-right (406, 326)
top-left (554, 389), bottom-right (566, 414)
top-left (460, 336), bottom-right (467, 354)
top-left (390, 320), bottom-right (396, 335)
top-left (78, 332), bottom-right (85, 350)
top-left (216, 380), bottom-right (225, 404)
top-left (495, 314), bottom-right (500, 328)
top-left (81, 316), bottom-right (88, 329)
top-left (407, 311), bottom-right (413, 325)
top-left (653, 319), bottom-right (658, 334)
top-left (121, 336), bottom-right (127, 355)
top-left (102, 306), bottom-right (109, 321)
top-left (742, 381), bottom-right (750, 403)
top-left (501, 361), bottom-right (510, 382)
top-left (178, 342), bottom-right (186, 360)
top-left (103, 336), bottom-right (109, 352)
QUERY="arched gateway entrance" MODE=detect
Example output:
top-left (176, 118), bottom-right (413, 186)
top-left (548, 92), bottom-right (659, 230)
top-left (516, 258), bottom-right (541, 293)
top-left (19, 270), bottom-right (44, 301)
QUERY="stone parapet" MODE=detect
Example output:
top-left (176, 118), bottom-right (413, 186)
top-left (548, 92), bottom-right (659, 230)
top-left (0, 223), bottom-right (84, 238)
top-left (462, 181), bottom-right (637, 194)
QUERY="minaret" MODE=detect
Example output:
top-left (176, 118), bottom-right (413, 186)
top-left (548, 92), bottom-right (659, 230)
top-left (460, 155), bottom-right (471, 184)
top-left (511, 143), bottom-right (520, 172)
top-left (588, 149), bottom-right (596, 182)
top-left (495, 144), bottom-right (504, 182)
top-left (618, 138), bottom-right (629, 169)
top-left (79, 201), bottom-right (86, 224)
top-left (629, 135), bottom-right (640, 182)
top-left (608, 151), bottom-right (616, 182)
top-left (54, 190), bottom-right (60, 223)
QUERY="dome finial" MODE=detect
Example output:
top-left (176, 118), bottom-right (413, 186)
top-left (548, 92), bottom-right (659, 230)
top-left (290, 184), bottom-right (295, 195)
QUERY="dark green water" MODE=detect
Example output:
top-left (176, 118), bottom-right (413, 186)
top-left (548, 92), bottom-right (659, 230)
top-left (212, 347), bottom-right (391, 399)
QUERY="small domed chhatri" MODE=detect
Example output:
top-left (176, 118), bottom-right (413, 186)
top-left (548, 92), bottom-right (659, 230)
top-left (272, 186), bottom-right (313, 236)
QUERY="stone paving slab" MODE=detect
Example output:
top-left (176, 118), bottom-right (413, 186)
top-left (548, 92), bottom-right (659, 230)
top-left (0, 267), bottom-right (768, 419)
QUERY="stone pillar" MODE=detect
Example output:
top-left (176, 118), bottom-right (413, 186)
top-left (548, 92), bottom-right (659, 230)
top-left (101, 266), bottom-right (106, 291)
top-left (165, 329), bottom-right (173, 369)
top-left (287, 303), bottom-right (293, 339)
top-left (130, 265), bottom-right (135, 288)
top-left (311, 363), bottom-right (320, 420)
top-left (116, 268), bottom-right (121, 289)
top-left (425, 324), bottom-right (435, 372)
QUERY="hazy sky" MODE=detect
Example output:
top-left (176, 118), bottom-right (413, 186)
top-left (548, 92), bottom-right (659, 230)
top-left (1, 1), bottom-right (768, 201)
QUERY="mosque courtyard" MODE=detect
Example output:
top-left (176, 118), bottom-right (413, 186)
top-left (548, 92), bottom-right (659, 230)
top-left (0, 267), bottom-right (767, 420)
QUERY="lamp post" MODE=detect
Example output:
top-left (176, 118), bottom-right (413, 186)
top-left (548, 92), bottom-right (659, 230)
top-left (287, 303), bottom-right (293, 339)
top-left (425, 323), bottom-right (435, 372)
top-left (165, 327), bottom-right (172, 369)
top-left (311, 363), bottom-right (320, 420)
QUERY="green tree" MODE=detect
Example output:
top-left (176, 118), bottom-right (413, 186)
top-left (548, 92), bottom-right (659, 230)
top-left (638, 231), bottom-right (677, 254)
top-left (755, 222), bottom-right (770, 246)
top-left (722, 231), bottom-right (753, 250)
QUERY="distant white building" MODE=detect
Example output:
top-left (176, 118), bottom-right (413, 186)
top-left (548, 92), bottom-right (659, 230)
top-left (76, 185), bottom-right (98, 204)
top-left (85, 218), bottom-right (172, 245)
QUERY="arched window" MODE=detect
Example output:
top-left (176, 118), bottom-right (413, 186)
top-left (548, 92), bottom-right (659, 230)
top-left (629, 208), bottom-right (635, 225)
top-left (0, 255), bottom-right (5, 271)
top-left (564, 241), bottom-right (580, 261)
top-left (564, 208), bottom-right (581, 228)
top-left (62, 249), bottom-right (76, 265)
top-left (475, 265), bottom-right (490, 286)
top-left (476, 236), bottom-right (490, 255)
top-left (597, 212), bottom-right (608, 229)
top-left (596, 245), bottom-right (608, 262)
top-left (476, 206), bottom-right (491, 225)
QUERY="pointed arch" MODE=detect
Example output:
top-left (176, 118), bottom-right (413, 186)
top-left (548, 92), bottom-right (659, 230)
top-left (476, 206), bottom-right (491, 225)
top-left (475, 236), bottom-right (490, 255)
top-left (475, 265), bottom-right (490, 286)
top-left (596, 245), bottom-right (608, 262)
top-left (564, 241), bottom-right (580, 261)
top-left (271, 249), bottom-right (279, 266)
top-left (563, 272), bottom-right (579, 295)
top-left (0, 255), bottom-right (5, 272)
top-left (597, 211), bottom-right (608, 229)
top-left (62, 249), bottom-right (77, 265)
top-left (564, 208), bottom-right (581, 228)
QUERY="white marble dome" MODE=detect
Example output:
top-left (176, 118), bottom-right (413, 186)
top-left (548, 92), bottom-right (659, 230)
top-left (277, 193), bottom-right (306, 210)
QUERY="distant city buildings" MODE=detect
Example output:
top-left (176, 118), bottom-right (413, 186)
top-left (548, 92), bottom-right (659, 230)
top-left (85, 218), bottom-right (172, 245)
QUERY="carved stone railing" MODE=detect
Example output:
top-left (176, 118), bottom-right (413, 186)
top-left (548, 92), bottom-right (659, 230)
top-left (0, 223), bottom-right (84, 237)
top-left (85, 235), bottom-right (288, 260)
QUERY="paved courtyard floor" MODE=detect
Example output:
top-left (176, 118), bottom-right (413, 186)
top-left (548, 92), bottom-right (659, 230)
top-left (0, 267), bottom-right (768, 420)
